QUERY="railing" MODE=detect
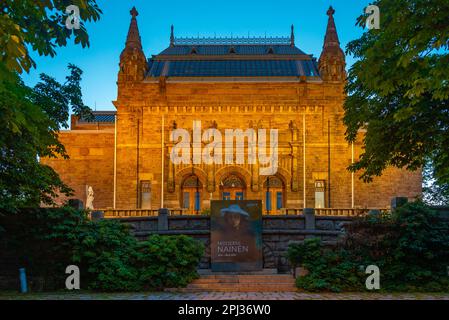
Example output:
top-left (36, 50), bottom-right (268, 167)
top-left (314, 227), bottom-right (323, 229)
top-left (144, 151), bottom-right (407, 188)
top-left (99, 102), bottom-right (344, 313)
top-left (281, 208), bottom-right (388, 216)
top-left (174, 36), bottom-right (291, 46)
top-left (103, 208), bottom-right (191, 218)
top-left (314, 208), bottom-right (389, 217)
top-left (102, 208), bottom-right (389, 218)
top-left (103, 209), bottom-right (159, 218)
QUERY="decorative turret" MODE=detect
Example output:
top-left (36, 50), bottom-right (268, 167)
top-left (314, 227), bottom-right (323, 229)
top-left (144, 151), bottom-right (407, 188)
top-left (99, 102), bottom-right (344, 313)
top-left (290, 24), bottom-right (295, 47)
top-left (118, 7), bottom-right (147, 83)
top-left (318, 6), bottom-right (346, 82)
top-left (170, 25), bottom-right (175, 47)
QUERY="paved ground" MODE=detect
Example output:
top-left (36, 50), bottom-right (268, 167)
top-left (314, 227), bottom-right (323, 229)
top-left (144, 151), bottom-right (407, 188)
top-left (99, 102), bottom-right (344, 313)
top-left (1, 291), bottom-right (449, 300)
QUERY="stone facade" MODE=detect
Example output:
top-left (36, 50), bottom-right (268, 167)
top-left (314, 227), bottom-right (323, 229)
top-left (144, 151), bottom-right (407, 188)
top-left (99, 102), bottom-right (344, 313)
top-left (41, 6), bottom-right (422, 212)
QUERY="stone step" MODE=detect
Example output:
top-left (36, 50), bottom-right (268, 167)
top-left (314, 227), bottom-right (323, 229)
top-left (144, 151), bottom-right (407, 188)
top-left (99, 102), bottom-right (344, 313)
top-left (188, 283), bottom-right (296, 289)
top-left (165, 274), bottom-right (297, 292)
top-left (192, 275), bottom-right (294, 284)
top-left (182, 284), bottom-right (297, 292)
top-left (197, 268), bottom-right (279, 276)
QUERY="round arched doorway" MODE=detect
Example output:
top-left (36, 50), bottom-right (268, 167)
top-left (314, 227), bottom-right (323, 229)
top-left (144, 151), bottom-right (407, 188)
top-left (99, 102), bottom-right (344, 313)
top-left (220, 174), bottom-right (246, 200)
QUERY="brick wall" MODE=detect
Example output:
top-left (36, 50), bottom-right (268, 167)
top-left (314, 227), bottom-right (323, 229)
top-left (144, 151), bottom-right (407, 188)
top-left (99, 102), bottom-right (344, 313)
top-left (40, 130), bottom-right (114, 209)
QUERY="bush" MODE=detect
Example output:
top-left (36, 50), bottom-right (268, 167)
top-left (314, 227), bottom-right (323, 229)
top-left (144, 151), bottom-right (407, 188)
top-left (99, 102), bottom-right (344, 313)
top-left (73, 219), bottom-right (141, 292)
top-left (0, 207), bottom-right (204, 292)
top-left (287, 201), bottom-right (449, 292)
top-left (136, 235), bottom-right (204, 290)
top-left (287, 239), bottom-right (364, 292)
top-left (0, 207), bottom-right (88, 289)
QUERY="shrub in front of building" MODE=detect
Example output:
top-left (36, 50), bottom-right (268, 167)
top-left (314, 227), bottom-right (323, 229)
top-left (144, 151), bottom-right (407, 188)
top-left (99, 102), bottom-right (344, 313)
top-left (135, 235), bottom-right (204, 290)
top-left (0, 207), bottom-right (204, 292)
top-left (287, 201), bottom-right (449, 292)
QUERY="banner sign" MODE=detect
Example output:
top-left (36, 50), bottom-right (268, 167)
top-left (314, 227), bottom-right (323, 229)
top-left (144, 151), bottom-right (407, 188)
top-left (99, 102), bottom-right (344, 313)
top-left (210, 200), bottom-right (263, 272)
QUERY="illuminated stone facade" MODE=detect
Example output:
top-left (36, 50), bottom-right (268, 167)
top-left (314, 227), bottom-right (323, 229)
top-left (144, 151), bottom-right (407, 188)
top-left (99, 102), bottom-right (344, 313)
top-left (42, 7), bottom-right (422, 213)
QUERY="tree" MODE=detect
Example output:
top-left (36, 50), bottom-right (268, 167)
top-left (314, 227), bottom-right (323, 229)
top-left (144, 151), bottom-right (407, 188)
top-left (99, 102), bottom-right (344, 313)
top-left (0, 63), bottom-right (93, 211)
top-left (344, 0), bottom-right (449, 204)
top-left (1, 0), bottom-right (101, 73)
top-left (0, 2), bottom-right (101, 212)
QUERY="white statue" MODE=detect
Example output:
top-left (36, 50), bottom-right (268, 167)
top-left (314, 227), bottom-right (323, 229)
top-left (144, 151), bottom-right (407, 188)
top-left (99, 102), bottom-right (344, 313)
top-left (85, 185), bottom-right (94, 210)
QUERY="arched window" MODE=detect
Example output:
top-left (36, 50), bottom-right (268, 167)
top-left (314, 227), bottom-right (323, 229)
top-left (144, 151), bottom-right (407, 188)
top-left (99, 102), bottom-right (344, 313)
top-left (264, 176), bottom-right (285, 214)
top-left (220, 174), bottom-right (246, 200)
top-left (139, 180), bottom-right (151, 209)
top-left (181, 175), bottom-right (202, 214)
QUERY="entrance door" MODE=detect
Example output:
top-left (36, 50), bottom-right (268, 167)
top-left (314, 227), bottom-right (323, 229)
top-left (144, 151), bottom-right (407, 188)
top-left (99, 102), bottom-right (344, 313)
top-left (221, 174), bottom-right (246, 201)
top-left (222, 189), bottom-right (245, 200)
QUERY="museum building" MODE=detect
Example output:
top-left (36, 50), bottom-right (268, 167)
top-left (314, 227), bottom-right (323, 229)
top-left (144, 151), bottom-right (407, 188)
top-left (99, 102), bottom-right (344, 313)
top-left (42, 7), bottom-right (422, 215)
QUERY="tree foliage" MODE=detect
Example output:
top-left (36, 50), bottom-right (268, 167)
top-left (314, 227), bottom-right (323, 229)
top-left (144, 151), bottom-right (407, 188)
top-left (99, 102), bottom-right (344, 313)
top-left (1, 0), bottom-right (101, 73)
top-left (0, 208), bottom-right (204, 292)
top-left (0, 2), bottom-right (99, 211)
top-left (288, 201), bottom-right (449, 292)
top-left (0, 63), bottom-right (93, 211)
top-left (344, 0), bottom-right (449, 202)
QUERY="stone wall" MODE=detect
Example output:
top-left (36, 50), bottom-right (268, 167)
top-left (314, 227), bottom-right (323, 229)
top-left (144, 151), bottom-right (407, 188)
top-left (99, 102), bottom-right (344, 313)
top-left (40, 130), bottom-right (115, 209)
top-left (118, 210), bottom-right (353, 271)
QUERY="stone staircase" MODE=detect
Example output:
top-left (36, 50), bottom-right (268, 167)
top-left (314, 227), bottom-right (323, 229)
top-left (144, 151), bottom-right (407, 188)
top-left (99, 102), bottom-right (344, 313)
top-left (166, 270), bottom-right (297, 292)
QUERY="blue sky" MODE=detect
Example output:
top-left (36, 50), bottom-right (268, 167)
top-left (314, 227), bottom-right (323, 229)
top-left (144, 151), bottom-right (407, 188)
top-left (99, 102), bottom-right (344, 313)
top-left (23, 0), bottom-right (372, 111)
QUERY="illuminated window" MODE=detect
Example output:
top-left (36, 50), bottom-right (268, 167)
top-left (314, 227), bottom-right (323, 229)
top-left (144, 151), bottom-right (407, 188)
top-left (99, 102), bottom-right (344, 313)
top-left (314, 180), bottom-right (326, 208)
top-left (140, 180), bottom-right (151, 209)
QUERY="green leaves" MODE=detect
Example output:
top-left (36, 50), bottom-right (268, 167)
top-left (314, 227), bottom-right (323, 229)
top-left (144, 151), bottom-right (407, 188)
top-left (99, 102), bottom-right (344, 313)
top-left (1, 0), bottom-right (102, 74)
top-left (0, 209), bottom-right (205, 292)
top-left (0, 1), bottom-right (100, 211)
top-left (136, 235), bottom-right (204, 290)
top-left (288, 201), bottom-right (449, 292)
top-left (0, 62), bottom-right (93, 211)
top-left (344, 0), bottom-right (449, 201)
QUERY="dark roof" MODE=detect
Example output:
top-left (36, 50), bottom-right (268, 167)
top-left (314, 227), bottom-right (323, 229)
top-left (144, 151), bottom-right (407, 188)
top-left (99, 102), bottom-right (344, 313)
top-left (158, 44), bottom-right (306, 56)
top-left (148, 42), bottom-right (320, 78)
top-left (147, 59), bottom-right (319, 77)
top-left (78, 111), bottom-right (116, 123)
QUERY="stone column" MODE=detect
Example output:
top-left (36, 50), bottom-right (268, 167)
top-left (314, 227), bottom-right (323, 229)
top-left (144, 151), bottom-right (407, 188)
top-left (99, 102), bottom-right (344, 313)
top-left (289, 121), bottom-right (300, 192)
top-left (167, 142), bottom-right (175, 193)
top-left (207, 163), bottom-right (215, 193)
top-left (251, 122), bottom-right (259, 192)
top-left (304, 208), bottom-right (316, 230)
top-left (158, 208), bottom-right (169, 231)
top-left (304, 208), bottom-right (316, 239)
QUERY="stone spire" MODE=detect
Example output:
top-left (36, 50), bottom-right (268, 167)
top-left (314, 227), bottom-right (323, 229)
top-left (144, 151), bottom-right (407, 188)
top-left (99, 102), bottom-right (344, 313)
top-left (323, 6), bottom-right (339, 50)
top-left (318, 6), bottom-right (346, 82)
top-left (118, 7), bottom-right (148, 83)
top-left (290, 24), bottom-right (295, 47)
top-left (125, 7), bottom-right (142, 50)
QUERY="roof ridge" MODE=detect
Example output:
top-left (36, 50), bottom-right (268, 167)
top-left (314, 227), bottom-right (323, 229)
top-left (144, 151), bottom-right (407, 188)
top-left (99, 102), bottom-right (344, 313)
top-left (173, 36), bottom-right (291, 46)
